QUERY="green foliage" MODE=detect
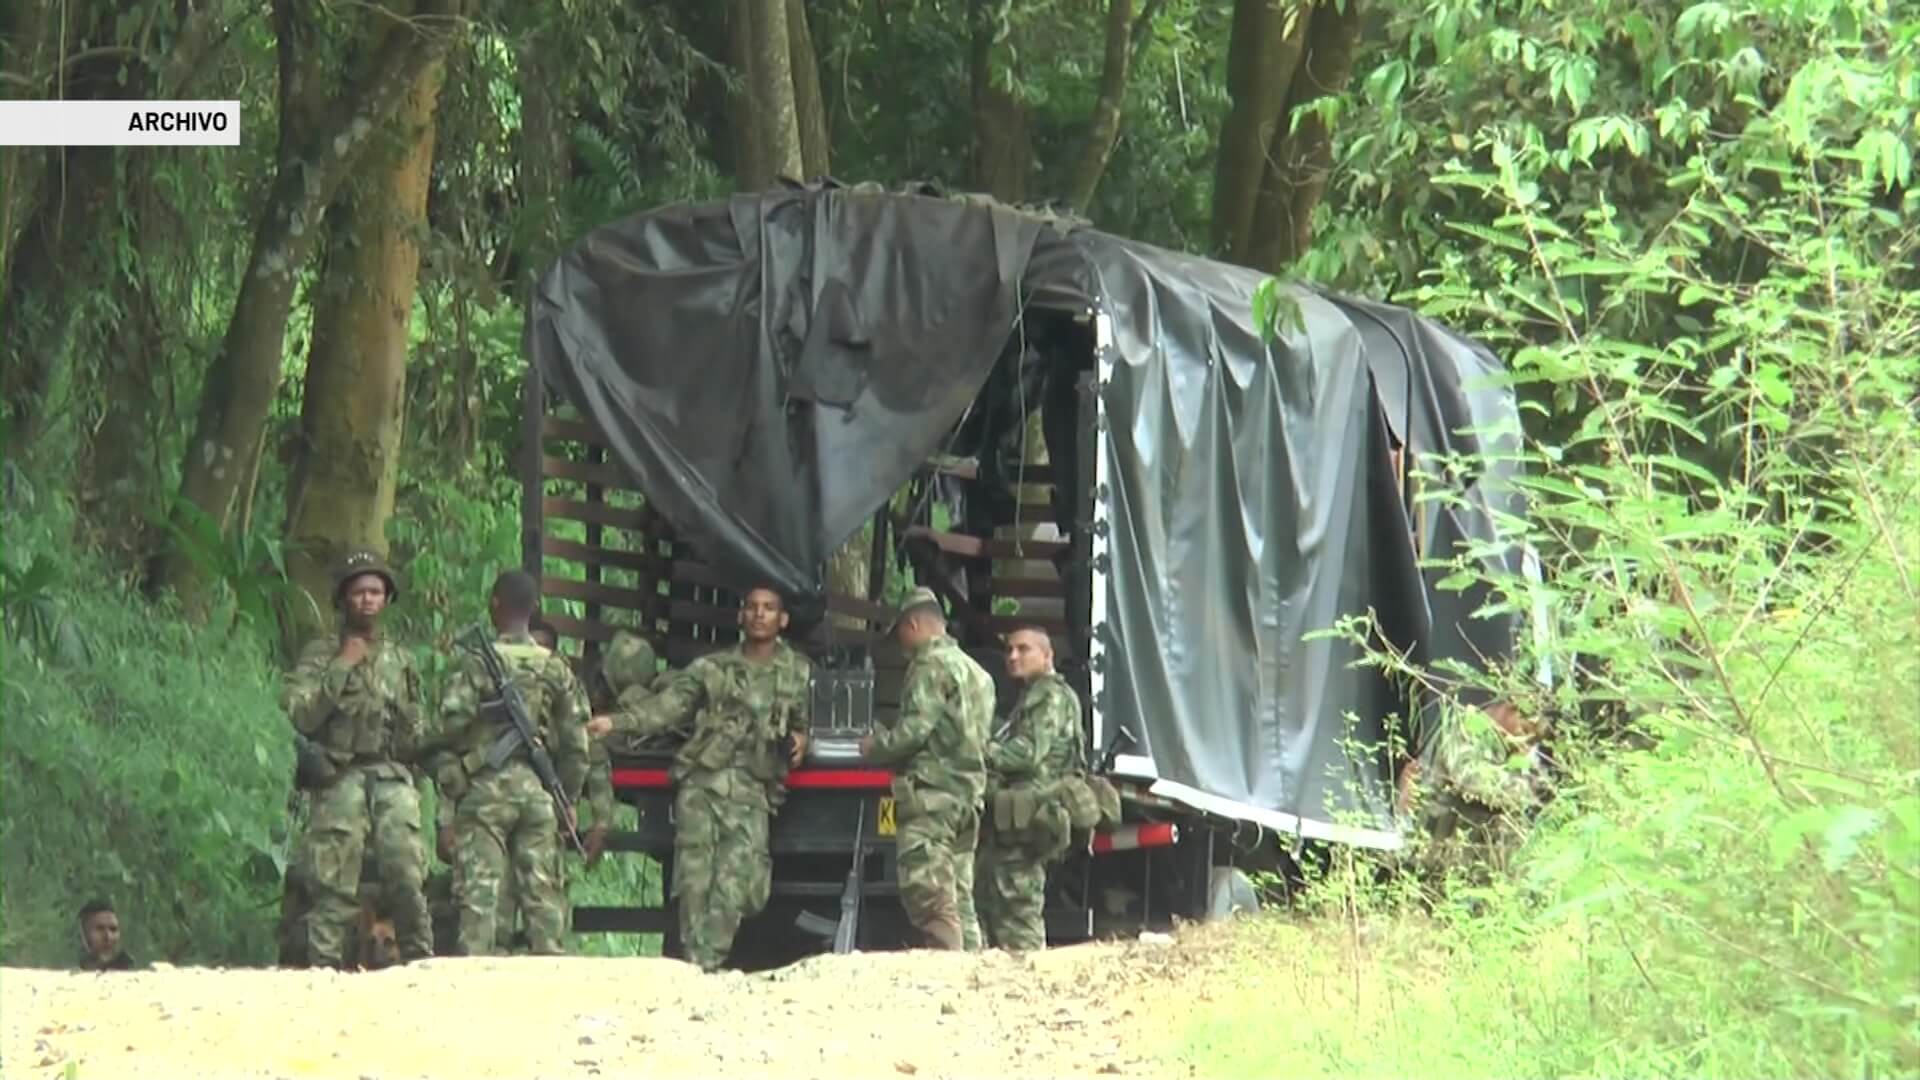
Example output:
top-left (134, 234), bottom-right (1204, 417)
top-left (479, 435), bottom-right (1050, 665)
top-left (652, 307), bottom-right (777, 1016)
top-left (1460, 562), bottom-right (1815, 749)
top-left (2, 497), bottom-right (293, 967)
top-left (1256, 0), bottom-right (1920, 1072)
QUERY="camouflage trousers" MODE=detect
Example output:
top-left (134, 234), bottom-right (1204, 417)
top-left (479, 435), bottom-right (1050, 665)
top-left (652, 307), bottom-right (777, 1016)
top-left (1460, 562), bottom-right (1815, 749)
top-left (293, 764), bottom-right (431, 967)
top-left (454, 762), bottom-right (566, 956)
top-left (894, 782), bottom-right (980, 951)
top-left (671, 769), bottom-right (772, 972)
top-left (975, 814), bottom-right (1069, 951)
top-left (444, 823), bottom-right (540, 952)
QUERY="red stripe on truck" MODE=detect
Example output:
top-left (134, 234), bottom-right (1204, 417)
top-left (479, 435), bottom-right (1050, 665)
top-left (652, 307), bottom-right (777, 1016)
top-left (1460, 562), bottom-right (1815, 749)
top-left (610, 767), bottom-right (895, 790)
top-left (1091, 822), bottom-right (1179, 854)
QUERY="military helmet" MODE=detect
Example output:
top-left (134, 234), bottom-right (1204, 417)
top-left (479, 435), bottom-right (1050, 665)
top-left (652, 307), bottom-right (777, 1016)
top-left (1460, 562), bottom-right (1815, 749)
top-left (330, 548), bottom-right (399, 609)
top-left (602, 631), bottom-right (658, 695)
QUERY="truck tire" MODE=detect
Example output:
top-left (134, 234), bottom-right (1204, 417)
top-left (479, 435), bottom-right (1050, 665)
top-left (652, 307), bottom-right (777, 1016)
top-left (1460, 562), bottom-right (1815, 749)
top-left (1205, 867), bottom-right (1259, 922)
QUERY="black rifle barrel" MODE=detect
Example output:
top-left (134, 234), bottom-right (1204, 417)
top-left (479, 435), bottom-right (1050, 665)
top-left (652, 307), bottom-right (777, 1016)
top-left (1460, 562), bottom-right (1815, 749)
top-left (465, 627), bottom-right (588, 858)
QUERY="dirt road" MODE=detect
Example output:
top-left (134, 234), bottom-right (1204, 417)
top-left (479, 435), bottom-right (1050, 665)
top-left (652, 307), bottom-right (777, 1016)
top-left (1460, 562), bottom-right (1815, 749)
top-left (3, 930), bottom-right (1232, 1080)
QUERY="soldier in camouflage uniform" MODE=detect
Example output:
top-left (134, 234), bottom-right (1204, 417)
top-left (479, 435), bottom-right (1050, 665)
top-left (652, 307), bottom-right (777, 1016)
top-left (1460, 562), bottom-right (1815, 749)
top-left (422, 571), bottom-right (591, 956)
top-left (976, 626), bottom-right (1084, 951)
top-left (1401, 700), bottom-right (1544, 891)
top-left (593, 588), bottom-right (811, 971)
top-left (282, 549), bottom-right (433, 967)
top-left (860, 587), bottom-right (991, 951)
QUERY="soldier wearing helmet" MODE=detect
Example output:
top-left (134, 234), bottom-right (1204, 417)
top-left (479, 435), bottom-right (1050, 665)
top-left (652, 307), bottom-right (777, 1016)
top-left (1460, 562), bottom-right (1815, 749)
top-left (551, 630), bottom-right (660, 869)
top-left (280, 547), bottom-right (434, 968)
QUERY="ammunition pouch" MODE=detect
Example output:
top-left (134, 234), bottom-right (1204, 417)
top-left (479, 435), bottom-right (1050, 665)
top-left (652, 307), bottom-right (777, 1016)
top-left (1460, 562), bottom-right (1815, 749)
top-left (992, 787), bottom-right (1041, 834)
top-left (1056, 775), bottom-right (1103, 830)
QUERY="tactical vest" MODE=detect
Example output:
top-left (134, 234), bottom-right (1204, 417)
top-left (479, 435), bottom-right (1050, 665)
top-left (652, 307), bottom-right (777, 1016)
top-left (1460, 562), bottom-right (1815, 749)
top-left (457, 641), bottom-right (569, 781)
top-left (674, 651), bottom-right (806, 788)
top-left (317, 645), bottom-right (411, 764)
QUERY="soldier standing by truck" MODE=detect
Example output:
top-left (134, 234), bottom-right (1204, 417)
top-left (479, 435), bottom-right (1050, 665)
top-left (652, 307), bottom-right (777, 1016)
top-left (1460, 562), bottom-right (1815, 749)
top-left (860, 587), bottom-right (992, 951)
top-left (976, 626), bottom-right (1084, 951)
top-left (282, 549), bottom-right (434, 968)
top-left (423, 571), bottom-right (591, 956)
top-left (591, 587), bottom-right (812, 971)
top-left (1399, 699), bottom-right (1546, 892)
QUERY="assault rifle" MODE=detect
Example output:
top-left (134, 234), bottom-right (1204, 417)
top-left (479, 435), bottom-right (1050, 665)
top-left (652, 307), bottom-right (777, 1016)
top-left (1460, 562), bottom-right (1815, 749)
top-left (462, 625), bottom-right (588, 858)
top-left (833, 799), bottom-right (867, 954)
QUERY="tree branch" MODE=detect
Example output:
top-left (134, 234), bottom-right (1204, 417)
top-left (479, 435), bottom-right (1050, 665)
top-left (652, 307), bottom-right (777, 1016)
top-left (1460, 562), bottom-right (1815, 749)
top-left (1065, 0), bottom-right (1135, 212)
top-left (1129, 0), bottom-right (1167, 58)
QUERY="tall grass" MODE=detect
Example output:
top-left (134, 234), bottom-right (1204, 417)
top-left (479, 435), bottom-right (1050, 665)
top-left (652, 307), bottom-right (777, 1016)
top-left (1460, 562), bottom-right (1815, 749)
top-left (2, 488), bottom-right (292, 967)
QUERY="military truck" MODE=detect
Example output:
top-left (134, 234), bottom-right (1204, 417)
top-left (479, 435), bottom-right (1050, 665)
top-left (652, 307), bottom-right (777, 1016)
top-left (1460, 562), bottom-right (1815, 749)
top-left (520, 183), bottom-right (1530, 964)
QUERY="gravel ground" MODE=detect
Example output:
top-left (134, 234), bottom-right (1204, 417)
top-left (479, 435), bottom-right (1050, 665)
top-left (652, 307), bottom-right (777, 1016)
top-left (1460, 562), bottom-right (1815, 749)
top-left (2, 931), bottom-right (1228, 1080)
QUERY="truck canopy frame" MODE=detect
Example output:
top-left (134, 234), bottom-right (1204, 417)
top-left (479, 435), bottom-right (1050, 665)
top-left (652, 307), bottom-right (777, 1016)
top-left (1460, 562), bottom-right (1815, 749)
top-left (525, 181), bottom-right (1529, 849)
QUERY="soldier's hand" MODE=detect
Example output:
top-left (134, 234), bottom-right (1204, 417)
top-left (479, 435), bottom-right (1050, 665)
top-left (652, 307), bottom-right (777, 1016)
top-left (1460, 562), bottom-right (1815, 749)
top-left (857, 734), bottom-right (874, 758)
top-left (788, 731), bottom-right (809, 767)
top-left (436, 825), bottom-right (456, 864)
top-left (585, 825), bottom-right (609, 867)
top-left (337, 635), bottom-right (370, 667)
top-left (564, 805), bottom-right (579, 832)
top-left (586, 714), bottom-right (613, 739)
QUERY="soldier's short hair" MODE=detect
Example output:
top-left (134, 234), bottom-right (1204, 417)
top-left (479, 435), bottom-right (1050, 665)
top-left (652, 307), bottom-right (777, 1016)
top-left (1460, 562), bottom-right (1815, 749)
top-left (491, 570), bottom-right (540, 617)
top-left (78, 898), bottom-right (114, 921)
top-left (739, 582), bottom-right (786, 610)
top-left (1004, 623), bottom-right (1057, 652)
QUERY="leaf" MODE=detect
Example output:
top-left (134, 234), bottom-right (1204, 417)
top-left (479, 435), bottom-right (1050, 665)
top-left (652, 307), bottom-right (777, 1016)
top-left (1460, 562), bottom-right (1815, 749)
top-left (1821, 806), bottom-right (1883, 871)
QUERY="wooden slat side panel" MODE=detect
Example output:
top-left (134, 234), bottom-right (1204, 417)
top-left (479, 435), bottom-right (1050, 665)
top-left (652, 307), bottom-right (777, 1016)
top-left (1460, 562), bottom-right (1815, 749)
top-left (824, 593), bottom-right (894, 626)
top-left (543, 416), bottom-right (610, 446)
top-left (542, 456), bottom-right (643, 491)
top-left (541, 536), bottom-right (671, 576)
top-left (545, 613), bottom-right (641, 644)
top-left (904, 527), bottom-right (1070, 561)
top-left (542, 496), bottom-right (654, 531)
top-left (668, 599), bottom-right (743, 633)
top-left (982, 613), bottom-right (1068, 636)
top-left (666, 635), bottom-right (738, 667)
top-left (986, 576), bottom-right (1067, 598)
top-left (543, 576), bottom-right (669, 617)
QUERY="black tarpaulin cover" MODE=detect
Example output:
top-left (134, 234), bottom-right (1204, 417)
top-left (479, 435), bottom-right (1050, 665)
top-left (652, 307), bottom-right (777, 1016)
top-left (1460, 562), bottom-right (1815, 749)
top-left (526, 185), bottom-right (1527, 844)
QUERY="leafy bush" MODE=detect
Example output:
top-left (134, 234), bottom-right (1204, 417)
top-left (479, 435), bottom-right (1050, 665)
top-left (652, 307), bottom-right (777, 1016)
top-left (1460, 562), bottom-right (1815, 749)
top-left (1225, 0), bottom-right (1920, 1075)
top-left (2, 490), bottom-right (293, 967)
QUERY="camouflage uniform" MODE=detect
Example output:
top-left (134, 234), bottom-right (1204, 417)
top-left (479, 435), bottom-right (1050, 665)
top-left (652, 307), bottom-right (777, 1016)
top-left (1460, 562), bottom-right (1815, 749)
top-left (1408, 705), bottom-right (1542, 888)
top-left (977, 672), bottom-right (1083, 951)
top-left (283, 633), bottom-right (432, 966)
top-left (425, 629), bottom-right (590, 956)
top-left (866, 632), bottom-right (991, 950)
top-left (606, 637), bottom-right (810, 971)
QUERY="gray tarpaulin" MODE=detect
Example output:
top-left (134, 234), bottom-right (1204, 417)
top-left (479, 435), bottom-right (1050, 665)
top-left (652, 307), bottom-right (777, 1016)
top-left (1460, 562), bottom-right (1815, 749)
top-left (526, 184), bottom-right (1526, 843)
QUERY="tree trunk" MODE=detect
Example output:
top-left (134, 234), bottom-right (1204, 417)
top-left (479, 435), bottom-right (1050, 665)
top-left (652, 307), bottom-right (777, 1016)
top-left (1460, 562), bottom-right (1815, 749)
top-left (3, 0), bottom-right (236, 464)
top-left (0, 0), bottom-right (147, 459)
top-left (786, 0), bottom-right (831, 180)
top-left (282, 35), bottom-right (448, 648)
top-left (1245, 0), bottom-right (1363, 270)
top-left (725, 1), bottom-right (763, 188)
top-left (732, 0), bottom-right (803, 190)
top-left (1065, 0), bottom-right (1136, 212)
top-left (969, 0), bottom-right (1031, 202)
top-left (1210, 0), bottom-right (1312, 264)
top-left (146, 0), bottom-right (465, 602)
